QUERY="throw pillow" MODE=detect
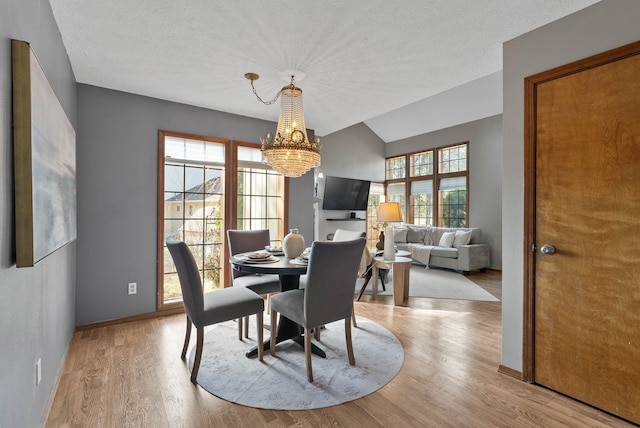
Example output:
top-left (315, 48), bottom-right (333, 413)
top-left (453, 230), bottom-right (472, 247)
top-left (438, 231), bottom-right (456, 248)
top-left (423, 227), bottom-right (435, 245)
top-left (393, 228), bottom-right (408, 243)
top-left (406, 226), bottom-right (427, 243)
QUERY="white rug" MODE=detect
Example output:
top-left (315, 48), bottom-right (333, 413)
top-left (189, 317), bottom-right (403, 410)
top-left (357, 266), bottom-right (499, 302)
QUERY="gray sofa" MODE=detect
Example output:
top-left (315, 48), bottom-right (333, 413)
top-left (393, 225), bottom-right (490, 274)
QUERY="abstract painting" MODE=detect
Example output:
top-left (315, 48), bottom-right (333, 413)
top-left (12, 40), bottom-right (76, 267)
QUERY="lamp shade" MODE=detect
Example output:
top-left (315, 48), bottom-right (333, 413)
top-left (377, 202), bottom-right (403, 223)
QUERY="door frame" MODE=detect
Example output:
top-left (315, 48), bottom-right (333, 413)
top-left (522, 40), bottom-right (640, 382)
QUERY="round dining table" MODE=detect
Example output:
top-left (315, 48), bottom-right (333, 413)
top-left (230, 254), bottom-right (327, 359)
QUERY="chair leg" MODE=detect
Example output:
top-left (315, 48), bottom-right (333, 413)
top-left (314, 326), bottom-right (321, 341)
top-left (181, 316), bottom-right (192, 360)
top-left (237, 317), bottom-right (243, 340)
top-left (351, 302), bottom-right (358, 328)
top-left (305, 327), bottom-right (313, 382)
top-left (379, 269), bottom-right (386, 292)
top-left (257, 311), bottom-right (264, 362)
top-left (244, 315), bottom-right (250, 338)
top-left (345, 317), bottom-right (355, 366)
top-left (357, 275), bottom-right (371, 301)
top-left (270, 310), bottom-right (277, 356)
top-left (191, 327), bottom-right (204, 383)
top-left (266, 294), bottom-right (271, 314)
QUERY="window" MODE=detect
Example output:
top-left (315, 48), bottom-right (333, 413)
top-left (366, 182), bottom-right (385, 249)
top-left (386, 183), bottom-right (406, 218)
top-left (438, 177), bottom-right (466, 227)
top-left (410, 151), bottom-right (433, 177)
top-left (236, 144), bottom-right (285, 247)
top-left (158, 132), bottom-right (288, 310)
top-left (437, 144), bottom-right (468, 227)
top-left (410, 180), bottom-right (433, 226)
top-left (385, 142), bottom-right (468, 227)
top-left (386, 155), bottom-right (406, 180)
top-left (162, 134), bottom-right (226, 305)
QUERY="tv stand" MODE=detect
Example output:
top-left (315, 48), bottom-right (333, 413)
top-left (327, 218), bottom-right (365, 221)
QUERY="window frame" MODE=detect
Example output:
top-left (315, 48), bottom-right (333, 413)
top-left (157, 131), bottom-right (289, 312)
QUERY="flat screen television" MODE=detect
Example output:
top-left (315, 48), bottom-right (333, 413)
top-left (322, 176), bottom-right (371, 211)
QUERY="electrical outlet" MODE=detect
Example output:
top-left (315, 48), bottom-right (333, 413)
top-left (36, 358), bottom-right (42, 386)
top-left (128, 282), bottom-right (137, 295)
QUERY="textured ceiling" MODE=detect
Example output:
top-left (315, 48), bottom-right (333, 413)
top-left (49, 0), bottom-right (599, 141)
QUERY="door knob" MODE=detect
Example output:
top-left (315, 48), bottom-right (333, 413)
top-left (540, 244), bottom-right (556, 255)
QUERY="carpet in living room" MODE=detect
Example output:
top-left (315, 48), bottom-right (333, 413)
top-left (356, 266), bottom-right (499, 302)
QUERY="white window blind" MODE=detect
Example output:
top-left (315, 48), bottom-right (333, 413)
top-left (369, 182), bottom-right (385, 196)
top-left (387, 182), bottom-right (405, 196)
top-left (411, 180), bottom-right (433, 195)
top-left (439, 176), bottom-right (466, 191)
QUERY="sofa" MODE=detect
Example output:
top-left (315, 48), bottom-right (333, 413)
top-left (392, 225), bottom-right (490, 274)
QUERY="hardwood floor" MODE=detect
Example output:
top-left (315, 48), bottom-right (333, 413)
top-left (45, 271), bottom-right (634, 427)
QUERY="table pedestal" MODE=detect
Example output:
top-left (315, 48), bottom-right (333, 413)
top-left (245, 273), bottom-right (326, 358)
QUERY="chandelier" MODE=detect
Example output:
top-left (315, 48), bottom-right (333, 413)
top-left (245, 72), bottom-right (321, 178)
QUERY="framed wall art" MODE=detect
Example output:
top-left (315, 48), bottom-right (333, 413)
top-left (12, 40), bottom-right (76, 267)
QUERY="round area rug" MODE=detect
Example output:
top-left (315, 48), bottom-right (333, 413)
top-left (189, 316), bottom-right (403, 410)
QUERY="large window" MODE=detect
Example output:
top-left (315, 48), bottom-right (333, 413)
top-left (158, 132), bottom-right (288, 310)
top-left (162, 135), bottom-right (226, 305)
top-left (385, 142), bottom-right (468, 227)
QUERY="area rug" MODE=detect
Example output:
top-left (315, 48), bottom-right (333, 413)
top-left (357, 266), bottom-right (499, 302)
top-left (189, 317), bottom-right (403, 410)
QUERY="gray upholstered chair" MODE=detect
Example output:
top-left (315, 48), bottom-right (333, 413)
top-left (328, 229), bottom-right (371, 330)
top-left (227, 229), bottom-right (282, 338)
top-left (166, 239), bottom-right (264, 383)
top-left (269, 238), bottom-right (366, 382)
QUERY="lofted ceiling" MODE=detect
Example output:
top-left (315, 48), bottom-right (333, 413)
top-left (49, 0), bottom-right (600, 142)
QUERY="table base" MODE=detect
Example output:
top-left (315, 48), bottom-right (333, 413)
top-left (245, 314), bottom-right (326, 358)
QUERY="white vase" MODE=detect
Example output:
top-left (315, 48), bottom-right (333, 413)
top-left (283, 228), bottom-right (305, 258)
top-left (383, 224), bottom-right (396, 261)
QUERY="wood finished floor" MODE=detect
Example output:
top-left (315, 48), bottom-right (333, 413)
top-left (45, 271), bottom-right (635, 427)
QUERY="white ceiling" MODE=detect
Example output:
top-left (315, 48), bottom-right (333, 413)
top-left (49, 0), bottom-right (599, 142)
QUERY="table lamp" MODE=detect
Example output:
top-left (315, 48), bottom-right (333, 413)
top-left (377, 202), bottom-right (403, 261)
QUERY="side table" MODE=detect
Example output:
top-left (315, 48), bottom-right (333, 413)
top-left (371, 255), bottom-right (413, 305)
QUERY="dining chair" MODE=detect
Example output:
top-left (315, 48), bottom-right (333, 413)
top-left (227, 229), bottom-right (282, 338)
top-left (166, 238), bottom-right (264, 383)
top-left (269, 238), bottom-right (366, 382)
top-left (329, 229), bottom-right (372, 330)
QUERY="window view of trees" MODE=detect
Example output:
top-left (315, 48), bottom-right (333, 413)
top-left (440, 188), bottom-right (467, 228)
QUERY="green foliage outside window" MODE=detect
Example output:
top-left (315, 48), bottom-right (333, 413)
top-left (442, 190), bottom-right (467, 228)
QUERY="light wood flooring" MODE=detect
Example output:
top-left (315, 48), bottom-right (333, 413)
top-left (45, 271), bottom-right (635, 427)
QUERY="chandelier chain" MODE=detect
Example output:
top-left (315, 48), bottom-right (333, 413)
top-left (250, 79), bottom-right (280, 105)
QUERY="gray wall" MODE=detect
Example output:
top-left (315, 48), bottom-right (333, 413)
top-left (76, 85), bottom-right (314, 325)
top-left (0, 0), bottom-right (77, 426)
top-left (315, 123), bottom-right (387, 239)
top-left (501, 0), bottom-right (640, 371)
top-left (386, 115), bottom-right (503, 269)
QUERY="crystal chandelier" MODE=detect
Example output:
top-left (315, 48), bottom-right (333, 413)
top-left (245, 72), bottom-right (321, 178)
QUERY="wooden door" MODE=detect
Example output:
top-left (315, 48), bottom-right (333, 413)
top-left (525, 43), bottom-right (640, 424)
